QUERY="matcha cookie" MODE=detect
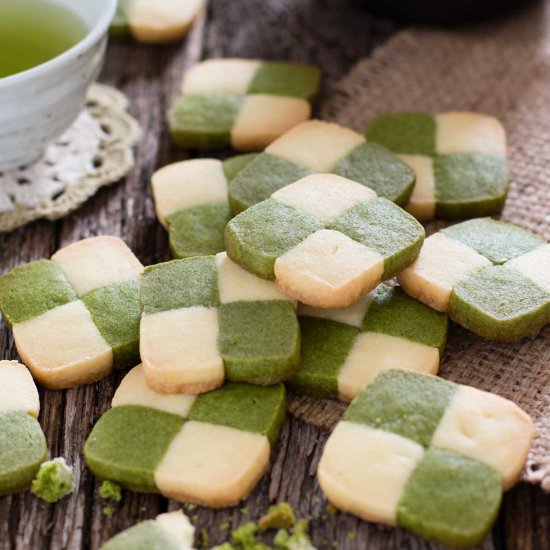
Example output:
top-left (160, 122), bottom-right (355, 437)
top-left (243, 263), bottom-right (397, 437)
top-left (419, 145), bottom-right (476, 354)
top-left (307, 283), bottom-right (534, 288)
top-left (318, 370), bottom-right (533, 547)
top-left (0, 360), bottom-right (48, 496)
top-left (152, 155), bottom-right (257, 259)
top-left (398, 218), bottom-right (550, 340)
top-left (169, 60), bottom-right (321, 151)
top-left (85, 365), bottom-right (286, 507)
top-left (0, 237), bottom-right (143, 388)
top-left (289, 285), bottom-right (447, 402)
top-left (225, 173), bottom-right (425, 308)
top-left (140, 252), bottom-right (299, 394)
top-left (366, 112), bottom-right (509, 220)
top-left (228, 119), bottom-right (416, 214)
top-left (111, 0), bottom-right (205, 43)
top-left (182, 59), bottom-right (321, 102)
top-left (101, 510), bottom-right (195, 550)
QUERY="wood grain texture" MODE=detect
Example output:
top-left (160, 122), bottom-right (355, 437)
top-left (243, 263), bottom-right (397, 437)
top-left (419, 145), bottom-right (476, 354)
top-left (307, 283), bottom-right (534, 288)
top-left (0, 1), bottom-right (548, 549)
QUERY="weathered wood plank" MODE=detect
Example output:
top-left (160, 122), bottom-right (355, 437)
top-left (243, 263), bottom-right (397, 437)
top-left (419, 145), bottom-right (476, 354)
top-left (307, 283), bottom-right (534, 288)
top-left (0, 1), bottom-right (547, 549)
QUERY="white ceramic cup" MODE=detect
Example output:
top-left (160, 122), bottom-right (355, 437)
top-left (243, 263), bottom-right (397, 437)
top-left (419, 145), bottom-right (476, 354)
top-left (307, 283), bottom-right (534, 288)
top-left (0, 0), bottom-right (117, 172)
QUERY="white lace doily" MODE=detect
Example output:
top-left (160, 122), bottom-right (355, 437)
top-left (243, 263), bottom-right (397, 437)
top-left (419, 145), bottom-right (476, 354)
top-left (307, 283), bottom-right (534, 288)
top-left (0, 83), bottom-right (140, 232)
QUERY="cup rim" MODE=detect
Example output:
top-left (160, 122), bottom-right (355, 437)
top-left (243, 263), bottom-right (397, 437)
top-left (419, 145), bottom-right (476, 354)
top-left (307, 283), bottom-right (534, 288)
top-left (0, 0), bottom-right (117, 89)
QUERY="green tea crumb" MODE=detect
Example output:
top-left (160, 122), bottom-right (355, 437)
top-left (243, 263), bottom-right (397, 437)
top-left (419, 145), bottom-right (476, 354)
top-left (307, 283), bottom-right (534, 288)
top-left (259, 502), bottom-right (296, 530)
top-left (240, 506), bottom-right (250, 515)
top-left (31, 457), bottom-right (75, 503)
top-left (347, 531), bottom-right (356, 541)
top-left (99, 480), bottom-right (122, 502)
top-left (274, 520), bottom-right (314, 550)
top-left (231, 522), bottom-right (259, 546)
top-left (200, 527), bottom-right (209, 548)
top-left (325, 503), bottom-right (337, 516)
top-left (102, 506), bottom-right (113, 516)
top-left (220, 522), bottom-right (231, 531)
top-left (212, 544), bottom-right (235, 550)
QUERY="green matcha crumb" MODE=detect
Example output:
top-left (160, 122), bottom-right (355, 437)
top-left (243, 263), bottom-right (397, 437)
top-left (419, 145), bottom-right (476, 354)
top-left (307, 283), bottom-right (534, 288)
top-left (240, 506), bottom-right (250, 515)
top-left (259, 502), bottom-right (296, 530)
top-left (200, 527), bottom-right (209, 548)
top-left (231, 522), bottom-right (259, 545)
top-left (99, 480), bottom-right (121, 502)
top-left (102, 506), bottom-right (113, 516)
top-left (31, 457), bottom-right (75, 503)
top-left (312, 497), bottom-right (321, 506)
top-left (274, 520), bottom-right (314, 550)
top-left (184, 502), bottom-right (198, 512)
top-left (347, 531), bottom-right (356, 541)
top-left (325, 504), bottom-right (337, 516)
top-left (220, 522), bottom-right (231, 531)
top-left (212, 544), bottom-right (235, 550)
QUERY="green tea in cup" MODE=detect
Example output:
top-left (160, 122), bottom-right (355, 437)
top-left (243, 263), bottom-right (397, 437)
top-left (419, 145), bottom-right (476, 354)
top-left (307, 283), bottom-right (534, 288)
top-left (0, 0), bottom-right (89, 78)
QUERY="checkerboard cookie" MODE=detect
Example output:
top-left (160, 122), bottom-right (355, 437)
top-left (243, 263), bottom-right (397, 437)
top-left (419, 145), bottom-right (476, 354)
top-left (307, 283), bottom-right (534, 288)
top-left (111, 0), bottom-right (205, 43)
top-left (225, 173), bottom-right (424, 308)
top-left (169, 60), bottom-right (320, 151)
top-left (398, 218), bottom-right (550, 340)
top-left (0, 237), bottom-right (143, 388)
top-left (318, 370), bottom-right (533, 547)
top-left (228, 120), bottom-right (416, 213)
top-left (289, 285), bottom-right (447, 402)
top-left (84, 365), bottom-right (286, 507)
top-left (366, 112), bottom-right (509, 220)
top-left (140, 253), bottom-right (299, 394)
top-left (0, 361), bottom-right (48, 496)
top-left (152, 155), bottom-right (257, 259)
top-left (100, 510), bottom-right (194, 550)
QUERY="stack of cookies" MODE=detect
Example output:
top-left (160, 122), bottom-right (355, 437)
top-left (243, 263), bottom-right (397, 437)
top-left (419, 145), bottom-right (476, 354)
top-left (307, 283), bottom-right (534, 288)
top-left (0, 58), bottom-right (541, 549)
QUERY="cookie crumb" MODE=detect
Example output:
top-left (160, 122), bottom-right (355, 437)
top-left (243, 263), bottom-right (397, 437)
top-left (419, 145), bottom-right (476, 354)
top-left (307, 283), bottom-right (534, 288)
top-left (31, 457), bottom-right (75, 503)
top-left (99, 480), bottom-right (121, 502)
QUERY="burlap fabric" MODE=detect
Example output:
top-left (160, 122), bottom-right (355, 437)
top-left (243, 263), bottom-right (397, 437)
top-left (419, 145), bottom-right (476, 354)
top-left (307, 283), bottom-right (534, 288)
top-left (289, 2), bottom-right (550, 490)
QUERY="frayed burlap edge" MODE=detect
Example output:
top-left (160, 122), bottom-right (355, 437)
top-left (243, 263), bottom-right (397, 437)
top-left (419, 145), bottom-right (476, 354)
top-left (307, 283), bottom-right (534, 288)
top-left (289, 3), bottom-right (550, 491)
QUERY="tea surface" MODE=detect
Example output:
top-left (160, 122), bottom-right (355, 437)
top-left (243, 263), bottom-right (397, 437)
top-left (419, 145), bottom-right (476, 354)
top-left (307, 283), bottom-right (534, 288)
top-left (0, 0), bottom-right (88, 78)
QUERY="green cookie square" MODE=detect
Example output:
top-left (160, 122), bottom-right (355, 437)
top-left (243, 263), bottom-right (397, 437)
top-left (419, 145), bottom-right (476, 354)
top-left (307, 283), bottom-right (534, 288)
top-left (188, 383), bottom-right (286, 446)
top-left (222, 153), bottom-right (259, 183)
top-left (101, 521), bottom-right (178, 550)
top-left (366, 112), bottom-right (436, 156)
top-left (228, 153), bottom-right (311, 214)
top-left (225, 199), bottom-right (323, 279)
top-left (449, 265), bottom-right (550, 341)
top-left (331, 142), bottom-right (416, 206)
top-left (362, 285), bottom-right (448, 354)
top-left (329, 197), bottom-right (425, 279)
top-left (0, 411), bottom-right (48, 496)
top-left (141, 257), bottom-right (220, 314)
top-left (397, 447), bottom-right (502, 548)
top-left (166, 202), bottom-right (231, 259)
top-left (169, 94), bottom-right (244, 149)
top-left (84, 405), bottom-right (185, 492)
top-left (218, 301), bottom-right (300, 385)
top-left (434, 154), bottom-right (509, 219)
top-left (248, 62), bottom-right (321, 101)
top-left (82, 280), bottom-right (142, 370)
top-left (345, 369), bottom-right (455, 447)
top-left (441, 217), bottom-right (544, 265)
top-left (288, 317), bottom-right (358, 398)
top-left (0, 260), bottom-right (77, 326)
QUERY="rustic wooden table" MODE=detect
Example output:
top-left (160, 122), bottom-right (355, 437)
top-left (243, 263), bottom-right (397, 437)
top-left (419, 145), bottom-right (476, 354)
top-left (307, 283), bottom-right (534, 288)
top-left (1, 1), bottom-right (549, 548)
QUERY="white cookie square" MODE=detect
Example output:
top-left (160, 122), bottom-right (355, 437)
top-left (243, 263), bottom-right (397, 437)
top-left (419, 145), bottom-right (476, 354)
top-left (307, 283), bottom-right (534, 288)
top-left (152, 159), bottom-right (228, 226)
top-left (231, 95), bottom-right (311, 152)
top-left (154, 421), bottom-right (270, 507)
top-left (0, 360), bottom-right (40, 416)
top-left (399, 154), bottom-right (436, 221)
top-left (298, 292), bottom-right (374, 328)
top-left (266, 120), bottom-right (365, 173)
top-left (272, 174), bottom-right (376, 224)
top-left (505, 244), bottom-right (550, 293)
top-left (52, 236), bottom-right (143, 297)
